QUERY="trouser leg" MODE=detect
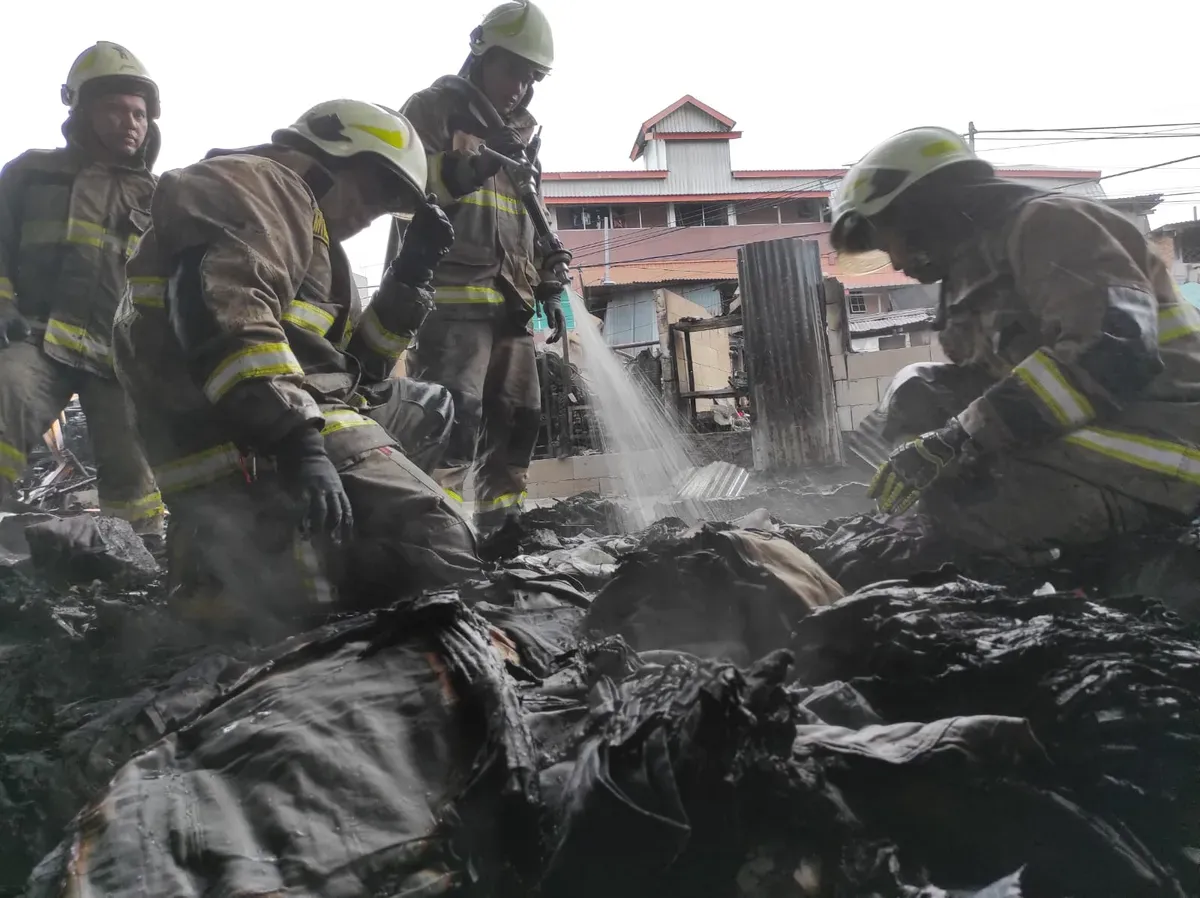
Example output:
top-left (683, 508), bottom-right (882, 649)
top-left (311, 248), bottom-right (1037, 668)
top-left (337, 445), bottom-right (481, 610)
top-left (0, 341), bottom-right (75, 505)
top-left (78, 372), bottom-right (164, 536)
top-left (362, 376), bottom-right (455, 476)
top-left (406, 318), bottom-right (493, 503)
top-left (474, 326), bottom-right (541, 534)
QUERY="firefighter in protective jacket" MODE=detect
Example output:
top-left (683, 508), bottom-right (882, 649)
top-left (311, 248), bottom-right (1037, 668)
top-left (832, 126), bottom-right (1200, 565)
top-left (0, 42), bottom-right (163, 538)
top-left (402, 0), bottom-right (572, 535)
top-left (112, 99), bottom-right (480, 618)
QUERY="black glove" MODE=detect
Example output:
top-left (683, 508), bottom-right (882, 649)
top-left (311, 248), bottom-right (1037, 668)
top-left (535, 282), bottom-right (566, 344)
top-left (473, 124), bottom-right (527, 183)
top-left (272, 425), bottom-right (354, 543)
top-left (391, 195), bottom-right (455, 289)
top-left (868, 417), bottom-right (974, 514)
top-left (0, 305), bottom-right (30, 349)
top-left (539, 246), bottom-right (573, 283)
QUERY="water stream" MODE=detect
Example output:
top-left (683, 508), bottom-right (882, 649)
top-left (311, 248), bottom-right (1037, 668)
top-left (567, 292), bottom-right (712, 529)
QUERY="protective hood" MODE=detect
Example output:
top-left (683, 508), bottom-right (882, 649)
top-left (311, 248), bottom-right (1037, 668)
top-left (61, 108), bottom-right (161, 171)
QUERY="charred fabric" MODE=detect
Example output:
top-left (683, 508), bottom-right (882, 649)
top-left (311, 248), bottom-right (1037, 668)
top-left (3, 494), bottom-right (1200, 898)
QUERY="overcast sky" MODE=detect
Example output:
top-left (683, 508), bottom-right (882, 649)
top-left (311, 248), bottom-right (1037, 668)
top-left (6, 0), bottom-right (1199, 286)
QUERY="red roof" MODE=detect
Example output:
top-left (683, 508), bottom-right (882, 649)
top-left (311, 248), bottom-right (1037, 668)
top-left (631, 95), bottom-right (738, 161)
top-left (559, 223), bottom-right (919, 291)
top-left (638, 94), bottom-right (736, 134)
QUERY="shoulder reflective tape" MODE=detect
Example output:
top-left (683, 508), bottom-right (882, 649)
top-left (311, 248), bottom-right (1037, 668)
top-left (282, 300), bottom-right (336, 336)
top-left (313, 208), bottom-right (329, 247)
top-left (44, 317), bottom-right (113, 367)
top-left (320, 408), bottom-right (377, 436)
top-left (1013, 349), bottom-right (1094, 427)
top-left (489, 491), bottom-right (527, 509)
top-left (204, 342), bottom-right (303, 403)
top-left (128, 276), bottom-right (167, 309)
top-left (1064, 426), bottom-right (1200, 486)
top-left (428, 153), bottom-right (455, 205)
top-left (443, 488), bottom-right (464, 504)
top-left (20, 218), bottom-right (139, 256)
top-left (357, 305), bottom-right (412, 359)
top-left (0, 277), bottom-right (13, 302)
top-left (0, 440), bottom-right (27, 483)
top-left (1159, 303), bottom-right (1200, 344)
top-left (434, 285), bottom-right (505, 306)
top-left (100, 490), bottom-right (165, 523)
top-left (461, 188), bottom-right (524, 215)
top-left (153, 443), bottom-right (245, 495)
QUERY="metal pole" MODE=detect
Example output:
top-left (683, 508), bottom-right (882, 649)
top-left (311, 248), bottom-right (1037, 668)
top-left (967, 121), bottom-right (977, 151)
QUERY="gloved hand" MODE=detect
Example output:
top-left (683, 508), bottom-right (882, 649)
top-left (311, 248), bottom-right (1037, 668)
top-left (391, 195), bottom-right (455, 289)
top-left (535, 281), bottom-right (566, 344)
top-left (473, 124), bottom-right (527, 183)
top-left (869, 417), bottom-right (973, 514)
top-left (272, 425), bottom-right (354, 543)
top-left (0, 305), bottom-right (30, 349)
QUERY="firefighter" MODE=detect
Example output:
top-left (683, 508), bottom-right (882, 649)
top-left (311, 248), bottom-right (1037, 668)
top-left (112, 99), bottom-right (480, 622)
top-left (831, 126), bottom-right (1200, 568)
top-left (401, 0), bottom-right (572, 535)
top-left (0, 42), bottom-right (164, 540)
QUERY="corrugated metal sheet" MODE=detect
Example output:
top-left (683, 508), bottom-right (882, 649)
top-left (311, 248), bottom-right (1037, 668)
top-left (674, 461), bottom-right (750, 500)
top-left (663, 142), bottom-right (735, 194)
top-left (847, 309), bottom-right (935, 334)
top-left (739, 238), bottom-right (842, 469)
top-left (655, 105), bottom-right (728, 133)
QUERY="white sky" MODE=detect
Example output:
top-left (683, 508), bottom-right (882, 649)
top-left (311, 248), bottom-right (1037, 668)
top-left (6, 0), bottom-right (1200, 287)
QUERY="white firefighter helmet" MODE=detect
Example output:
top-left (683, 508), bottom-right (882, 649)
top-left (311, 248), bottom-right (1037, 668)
top-left (469, 1), bottom-right (554, 74)
top-left (61, 41), bottom-right (160, 118)
top-left (830, 126), bottom-right (993, 261)
top-left (280, 99), bottom-right (429, 202)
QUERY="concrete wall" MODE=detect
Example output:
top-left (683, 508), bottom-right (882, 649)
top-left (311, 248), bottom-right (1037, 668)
top-left (825, 286), bottom-right (947, 433)
top-left (458, 452), bottom-right (656, 502)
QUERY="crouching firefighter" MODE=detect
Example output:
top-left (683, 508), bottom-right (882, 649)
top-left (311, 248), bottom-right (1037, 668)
top-left (401, 0), bottom-right (573, 536)
top-left (832, 126), bottom-right (1200, 572)
top-left (112, 99), bottom-right (482, 620)
top-left (0, 42), bottom-right (164, 540)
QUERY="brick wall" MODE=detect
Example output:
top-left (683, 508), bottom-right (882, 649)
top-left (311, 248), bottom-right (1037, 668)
top-left (458, 452), bottom-right (656, 502)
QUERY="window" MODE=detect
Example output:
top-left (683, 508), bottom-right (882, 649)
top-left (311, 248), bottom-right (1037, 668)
top-left (568, 205), bottom-right (612, 230)
top-left (780, 199), bottom-right (828, 223)
top-left (674, 202), bottom-right (728, 227)
top-left (877, 334), bottom-right (908, 350)
top-left (733, 201), bottom-right (780, 225)
top-left (603, 294), bottom-right (659, 346)
top-left (848, 293), bottom-right (867, 314)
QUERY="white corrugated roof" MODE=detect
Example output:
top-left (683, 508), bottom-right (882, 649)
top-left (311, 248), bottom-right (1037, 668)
top-left (848, 309), bottom-right (935, 334)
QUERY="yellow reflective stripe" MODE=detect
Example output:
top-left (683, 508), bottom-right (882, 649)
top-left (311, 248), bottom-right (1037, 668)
top-left (0, 440), bottom-right (26, 482)
top-left (320, 408), bottom-right (377, 436)
top-left (1064, 426), bottom-right (1200, 486)
top-left (1158, 303), bottom-right (1200, 344)
top-left (204, 342), bottom-right (303, 403)
top-left (489, 491), bottom-right (527, 509)
top-left (434, 285), bottom-right (505, 306)
top-left (44, 317), bottom-right (112, 366)
top-left (154, 443), bottom-right (244, 495)
top-left (100, 490), bottom-right (165, 522)
top-left (128, 276), bottom-right (167, 309)
top-left (282, 300), bottom-right (335, 336)
top-left (0, 276), bottom-right (13, 302)
top-left (1013, 349), bottom-right (1094, 427)
top-left (444, 488), bottom-right (464, 504)
top-left (461, 188), bottom-right (524, 215)
top-left (358, 305), bottom-right (411, 359)
top-left (294, 539), bottom-right (334, 604)
top-left (428, 152), bottom-right (455, 206)
top-left (21, 218), bottom-right (138, 255)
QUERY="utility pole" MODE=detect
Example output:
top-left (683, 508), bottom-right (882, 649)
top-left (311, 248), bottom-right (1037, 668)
top-left (967, 121), bottom-right (977, 151)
